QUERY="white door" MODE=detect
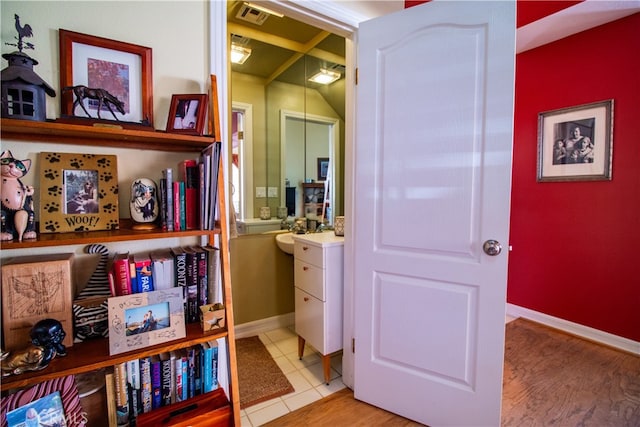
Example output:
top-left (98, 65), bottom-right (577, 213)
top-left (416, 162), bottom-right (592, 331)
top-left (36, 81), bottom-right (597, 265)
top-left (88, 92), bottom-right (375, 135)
top-left (353, 1), bottom-right (515, 426)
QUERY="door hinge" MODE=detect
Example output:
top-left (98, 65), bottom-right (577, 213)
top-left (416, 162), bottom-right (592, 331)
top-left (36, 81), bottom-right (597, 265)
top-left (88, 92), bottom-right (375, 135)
top-left (352, 338), bottom-right (355, 353)
top-left (355, 68), bottom-right (358, 85)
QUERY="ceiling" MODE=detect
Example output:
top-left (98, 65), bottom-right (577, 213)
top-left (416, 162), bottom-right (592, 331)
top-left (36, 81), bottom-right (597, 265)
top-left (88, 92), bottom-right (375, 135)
top-left (227, 1), bottom-right (346, 90)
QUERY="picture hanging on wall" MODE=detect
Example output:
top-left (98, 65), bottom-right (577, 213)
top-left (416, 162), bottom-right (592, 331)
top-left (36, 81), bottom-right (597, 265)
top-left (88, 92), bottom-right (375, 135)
top-left (38, 152), bottom-right (119, 233)
top-left (537, 99), bottom-right (613, 182)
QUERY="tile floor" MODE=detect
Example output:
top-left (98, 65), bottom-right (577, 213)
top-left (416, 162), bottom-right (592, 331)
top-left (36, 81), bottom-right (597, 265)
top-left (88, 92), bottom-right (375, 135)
top-left (240, 326), bottom-right (346, 427)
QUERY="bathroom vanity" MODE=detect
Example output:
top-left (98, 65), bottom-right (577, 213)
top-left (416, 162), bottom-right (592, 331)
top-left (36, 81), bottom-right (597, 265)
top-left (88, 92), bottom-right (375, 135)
top-left (292, 232), bottom-right (344, 384)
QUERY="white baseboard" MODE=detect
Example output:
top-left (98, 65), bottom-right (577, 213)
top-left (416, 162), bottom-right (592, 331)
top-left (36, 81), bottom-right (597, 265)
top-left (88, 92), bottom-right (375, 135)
top-left (234, 313), bottom-right (295, 339)
top-left (506, 303), bottom-right (640, 355)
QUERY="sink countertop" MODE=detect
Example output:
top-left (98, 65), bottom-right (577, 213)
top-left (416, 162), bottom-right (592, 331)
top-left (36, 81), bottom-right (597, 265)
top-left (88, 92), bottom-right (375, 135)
top-left (292, 232), bottom-right (344, 247)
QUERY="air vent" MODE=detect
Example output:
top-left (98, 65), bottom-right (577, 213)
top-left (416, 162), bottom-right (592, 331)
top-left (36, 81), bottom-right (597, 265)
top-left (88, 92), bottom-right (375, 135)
top-left (236, 4), bottom-right (269, 26)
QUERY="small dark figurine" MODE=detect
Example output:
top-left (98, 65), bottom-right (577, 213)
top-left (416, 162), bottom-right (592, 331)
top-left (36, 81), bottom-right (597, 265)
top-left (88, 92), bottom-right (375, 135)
top-left (1, 319), bottom-right (67, 377)
top-left (62, 85), bottom-right (125, 121)
top-left (1, 150), bottom-right (36, 241)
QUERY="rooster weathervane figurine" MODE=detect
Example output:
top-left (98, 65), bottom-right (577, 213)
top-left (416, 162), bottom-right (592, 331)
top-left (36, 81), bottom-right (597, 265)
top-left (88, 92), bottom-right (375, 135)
top-left (6, 14), bottom-right (34, 53)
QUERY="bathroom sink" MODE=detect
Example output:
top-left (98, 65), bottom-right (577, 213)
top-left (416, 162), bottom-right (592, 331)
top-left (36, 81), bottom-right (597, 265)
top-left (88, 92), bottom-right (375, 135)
top-left (275, 232), bottom-right (295, 255)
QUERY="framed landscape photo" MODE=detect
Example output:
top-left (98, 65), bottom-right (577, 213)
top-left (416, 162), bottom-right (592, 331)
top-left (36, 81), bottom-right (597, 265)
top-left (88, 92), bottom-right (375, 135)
top-left (108, 288), bottom-right (185, 355)
top-left (537, 99), bottom-right (613, 182)
top-left (59, 29), bottom-right (153, 126)
top-left (38, 152), bottom-right (119, 233)
top-left (166, 94), bottom-right (209, 136)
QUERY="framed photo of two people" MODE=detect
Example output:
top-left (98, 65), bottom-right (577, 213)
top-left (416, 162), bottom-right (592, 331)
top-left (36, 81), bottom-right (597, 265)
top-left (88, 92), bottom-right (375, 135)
top-left (537, 99), bottom-right (613, 182)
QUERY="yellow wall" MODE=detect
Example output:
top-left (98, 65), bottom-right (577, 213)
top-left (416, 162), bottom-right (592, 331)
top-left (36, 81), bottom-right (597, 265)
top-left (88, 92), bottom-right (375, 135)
top-left (229, 233), bottom-right (294, 325)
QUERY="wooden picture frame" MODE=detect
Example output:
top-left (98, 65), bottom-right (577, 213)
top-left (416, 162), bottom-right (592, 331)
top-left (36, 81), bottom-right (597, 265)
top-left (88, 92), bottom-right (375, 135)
top-left (38, 152), bottom-right (119, 233)
top-left (1, 253), bottom-right (75, 351)
top-left (317, 157), bottom-right (329, 181)
top-left (537, 99), bottom-right (614, 182)
top-left (59, 29), bottom-right (154, 126)
top-left (166, 94), bottom-right (209, 136)
top-left (107, 288), bottom-right (185, 355)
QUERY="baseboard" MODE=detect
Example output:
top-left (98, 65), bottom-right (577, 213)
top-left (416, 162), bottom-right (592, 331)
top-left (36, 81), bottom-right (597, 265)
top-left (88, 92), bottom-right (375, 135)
top-left (506, 303), bottom-right (640, 355)
top-left (234, 313), bottom-right (295, 339)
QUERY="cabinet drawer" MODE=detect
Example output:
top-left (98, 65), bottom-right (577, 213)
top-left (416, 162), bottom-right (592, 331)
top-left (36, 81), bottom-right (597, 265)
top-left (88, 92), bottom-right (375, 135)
top-left (294, 288), bottom-right (324, 352)
top-left (294, 260), bottom-right (325, 300)
top-left (294, 241), bottom-right (324, 266)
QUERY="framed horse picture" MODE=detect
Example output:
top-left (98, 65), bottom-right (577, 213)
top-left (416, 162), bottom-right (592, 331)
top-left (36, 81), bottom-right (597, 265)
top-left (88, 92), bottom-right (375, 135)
top-left (59, 29), bottom-right (153, 127)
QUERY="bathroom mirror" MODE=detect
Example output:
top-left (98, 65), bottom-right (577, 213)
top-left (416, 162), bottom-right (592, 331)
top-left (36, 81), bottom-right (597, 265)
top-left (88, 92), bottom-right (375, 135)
top-left (228, 2), bottom-right (345, 228)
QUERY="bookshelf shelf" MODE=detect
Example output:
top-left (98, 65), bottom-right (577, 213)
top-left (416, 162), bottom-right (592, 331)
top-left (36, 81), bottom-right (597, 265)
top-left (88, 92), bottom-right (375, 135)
top-left (1, 219), bottom-right (220, 250)
top-left (0, 323), bottom-right (226, 391)
top-left (0, 118), bottom-right (216, 152)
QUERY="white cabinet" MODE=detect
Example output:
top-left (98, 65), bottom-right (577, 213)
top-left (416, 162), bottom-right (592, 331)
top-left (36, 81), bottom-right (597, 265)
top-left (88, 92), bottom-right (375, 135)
top-left (293, 232), bottom-right (344, 384)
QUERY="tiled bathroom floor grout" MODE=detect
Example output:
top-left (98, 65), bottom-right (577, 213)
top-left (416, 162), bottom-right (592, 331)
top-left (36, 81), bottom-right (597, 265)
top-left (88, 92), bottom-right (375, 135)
top-left (240, 326), bottom-right (346, 427)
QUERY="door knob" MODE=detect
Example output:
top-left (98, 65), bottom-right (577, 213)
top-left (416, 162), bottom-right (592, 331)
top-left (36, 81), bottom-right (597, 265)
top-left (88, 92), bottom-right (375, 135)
top-left (483, 240), bottom-right (502, 256)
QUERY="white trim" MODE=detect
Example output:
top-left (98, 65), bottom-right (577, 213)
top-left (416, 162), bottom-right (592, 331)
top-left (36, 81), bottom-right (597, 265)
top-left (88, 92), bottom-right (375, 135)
top-left (232, 102), bottom-right (254, 220)
top-left (517, 0), bottom-right (640, 53)
top-left (507, 304), bottom-right (640, 355)
top-left (234, 313), bottom-right (295, 339)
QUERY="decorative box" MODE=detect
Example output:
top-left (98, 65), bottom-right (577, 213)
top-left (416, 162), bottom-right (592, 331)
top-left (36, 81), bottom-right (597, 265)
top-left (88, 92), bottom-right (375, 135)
top-left (199, 303), bottom-right (225, 332)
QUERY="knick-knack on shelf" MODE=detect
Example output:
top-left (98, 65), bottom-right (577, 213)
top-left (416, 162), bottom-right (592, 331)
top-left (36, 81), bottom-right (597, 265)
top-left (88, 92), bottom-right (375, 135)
top-left (129, 178), bottom-right (159, 230)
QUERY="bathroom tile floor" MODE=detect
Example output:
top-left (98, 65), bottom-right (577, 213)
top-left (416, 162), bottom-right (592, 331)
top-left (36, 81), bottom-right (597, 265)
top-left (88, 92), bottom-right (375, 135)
top-left (240, 326), bottom-right (346, 427)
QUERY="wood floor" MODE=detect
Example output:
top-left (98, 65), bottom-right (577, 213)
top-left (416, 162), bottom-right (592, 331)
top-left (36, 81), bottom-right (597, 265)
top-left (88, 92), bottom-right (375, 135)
top-left (263, 319), bottom-right (640, 426)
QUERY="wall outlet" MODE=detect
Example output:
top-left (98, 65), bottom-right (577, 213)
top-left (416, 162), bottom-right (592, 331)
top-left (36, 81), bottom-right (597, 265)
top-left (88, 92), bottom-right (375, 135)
top-left (256, 186), bottom-right (266, 198)
top-left (268, 187), bottom-right (278, 197)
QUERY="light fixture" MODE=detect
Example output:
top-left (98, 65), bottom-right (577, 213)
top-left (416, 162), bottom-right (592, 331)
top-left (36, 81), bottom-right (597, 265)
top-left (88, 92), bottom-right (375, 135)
top-left (308, 68), bottom-right (341, 85)
top-left (230, 44), bottom-right (252, 65)
top-left (244, 2), bottom-right (284, 18)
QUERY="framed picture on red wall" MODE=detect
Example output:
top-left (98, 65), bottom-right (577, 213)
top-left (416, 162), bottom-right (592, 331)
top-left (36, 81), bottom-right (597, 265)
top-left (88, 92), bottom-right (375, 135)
top-left (537, 99), bottom-right (613, 182)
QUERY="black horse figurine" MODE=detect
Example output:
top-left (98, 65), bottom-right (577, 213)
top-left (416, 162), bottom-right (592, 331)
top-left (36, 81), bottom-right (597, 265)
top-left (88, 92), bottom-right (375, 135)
top-left (63, 85), bottom-right (125, 121)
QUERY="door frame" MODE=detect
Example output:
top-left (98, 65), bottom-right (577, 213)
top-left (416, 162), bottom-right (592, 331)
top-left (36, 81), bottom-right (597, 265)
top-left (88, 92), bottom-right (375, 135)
top-left (232, 101), bottom-right (254, 220)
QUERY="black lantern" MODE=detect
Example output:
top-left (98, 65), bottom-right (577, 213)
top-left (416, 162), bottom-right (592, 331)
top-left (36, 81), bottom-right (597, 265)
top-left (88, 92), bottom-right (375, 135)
top-left (1, 14), bottom-right (56, 121)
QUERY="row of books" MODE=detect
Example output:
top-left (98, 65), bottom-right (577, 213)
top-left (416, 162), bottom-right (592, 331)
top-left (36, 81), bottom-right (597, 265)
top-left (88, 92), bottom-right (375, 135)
top-left (159, 142), bottom-right (221, 232)
top-left (109, 341), bottom-right (219, 426)
top-left (109, 245), bottom-right (220, 324)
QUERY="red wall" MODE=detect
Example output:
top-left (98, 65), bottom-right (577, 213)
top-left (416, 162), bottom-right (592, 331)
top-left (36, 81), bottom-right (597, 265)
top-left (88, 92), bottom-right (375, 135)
top-left (509, 13), bottom-right (640, 341)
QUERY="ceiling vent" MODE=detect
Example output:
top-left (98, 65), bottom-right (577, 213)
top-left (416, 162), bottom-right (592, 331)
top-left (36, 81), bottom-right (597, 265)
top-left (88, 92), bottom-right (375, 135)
top-left (236, 4), bottom-right (270, 26)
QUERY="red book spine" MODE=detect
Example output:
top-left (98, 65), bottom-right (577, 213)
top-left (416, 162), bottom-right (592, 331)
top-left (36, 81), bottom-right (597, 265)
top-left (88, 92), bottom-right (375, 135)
top-left (112, 253), bottom-right (132, 296)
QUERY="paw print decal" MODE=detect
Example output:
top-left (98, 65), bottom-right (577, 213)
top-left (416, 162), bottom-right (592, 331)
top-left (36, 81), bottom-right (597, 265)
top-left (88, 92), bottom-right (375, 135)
top-left (47, 185), bottom-right (62, 197)
top-left (44, 153), bottom-right (61, 163)
top-left (43, 202), bottom-right (60, 213)
top-left (97, 157), bottom-right (112, 168)
top-left (43, 169), bottom-right (59, 181)
top-left (44, 220), bottom-right (60, 232)
top-left (108, 219), bottom-right (120, 230)
top-left (101, 171), bottom-right (115, 183)
top-left (102, 203), bottom-right (117, 213)
top-left (69, 158), bottom-right (84, 169)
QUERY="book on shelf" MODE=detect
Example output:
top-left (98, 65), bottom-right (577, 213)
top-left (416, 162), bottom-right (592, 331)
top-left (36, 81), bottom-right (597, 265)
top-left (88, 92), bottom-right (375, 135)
top-left (207, 142), bottom-right (222, 229)
top-left (114, 362), bottom-right (130, 426)
top-left (199, 155), bottom-right (209, 229)
top-left (105, 371), bottom-right (118, 427)
top-left (159, 352), bottom-right (174, 407)
top-left (150, 249), bottom-right (175, 291)
top-left (134, 254), bottom-right (154, 293)
top-left (150, 355), bottom-right (162, 410)
top-left (180, 159), bottom-right (199, 230)
top-left (112, 252), bottom-right (132, 296)
top-left (183, 247), bottom-right (201, 322)
top-left (176, 348), bottom-right (188, 402)
top-left (202, 245), bottom-right (220, 304)
top-left (187, 347), bottom-right (196, 399)
top-left (191, 245), bottom-right (209, 307)
top-left (169, 350), bottom-right (183, 404)
top-left (173, 181), bottom-right (185, 231)
top-left (126, 358), bottom-right (142, 418)
top-left (201, 340), bottom-right (219, 393)
top-left (162, 168), bottom-right (174, 232)
top-left (139, 356), bottom-right (152, 413)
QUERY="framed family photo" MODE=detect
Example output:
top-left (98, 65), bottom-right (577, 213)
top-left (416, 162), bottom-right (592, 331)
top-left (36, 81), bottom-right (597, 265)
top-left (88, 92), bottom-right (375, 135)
top-left (317, 157), bottom-right (329, 181)
top-left (108, 288), bottom-right (185, 355)
top-left (39, 152), bottom-right (119, 233)
top-left (537, 99), bottom-right (614, 182)
top-left (166, 94), bottom-right (209, 136)
top-left (59, 29), bottom-right (153, 126)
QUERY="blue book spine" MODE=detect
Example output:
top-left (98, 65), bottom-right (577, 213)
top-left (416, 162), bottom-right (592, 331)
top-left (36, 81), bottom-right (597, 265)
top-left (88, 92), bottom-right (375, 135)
top-left (150, 356), bottom-right (162, 409)
top-left (202, 342), bottom-right (213, 393)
